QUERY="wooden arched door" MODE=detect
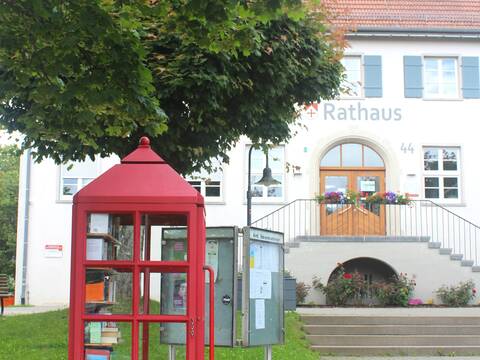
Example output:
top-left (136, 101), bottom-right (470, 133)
top-left (319, 143), bottom-right (386, 236)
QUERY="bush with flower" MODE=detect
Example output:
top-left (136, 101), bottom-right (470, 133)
top-left (312, 265), bottom-right (367, 306)
top-left (365, 191), bottom-right (411, 205)
top-left (436, 280), bottom-right (477, 306)
top-left (372, 273), bottom-right (416, 307)
top-left (316, 190), bottom-right (411, 205)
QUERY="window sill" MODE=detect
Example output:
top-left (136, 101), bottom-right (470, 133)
top-left (204, 201), bottom-right (226, 205)
top-left (56, 199), bottom-right (73, 204)
top-left (422, 201), bottom-right (466, 207)
top-left (422, 97), bottom-right (463, 101)
top-left (243, 200), bottom-right (287, 205)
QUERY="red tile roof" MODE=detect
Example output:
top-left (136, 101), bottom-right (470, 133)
top-left (322, 0), bottom-right (480, 31)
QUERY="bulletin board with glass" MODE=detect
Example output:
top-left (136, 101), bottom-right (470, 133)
top-left (242, 227), bottom-right (284, 347)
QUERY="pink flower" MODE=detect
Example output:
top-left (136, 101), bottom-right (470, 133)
top-left (343, 273), bottom-right (352, 279)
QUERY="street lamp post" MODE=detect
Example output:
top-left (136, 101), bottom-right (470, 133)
top-left (246, 145), bottom-right (281, 225)
top-left (246, 145), bottom-right (281, 360)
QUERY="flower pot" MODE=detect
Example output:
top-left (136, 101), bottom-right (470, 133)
top-left (3, 295), bottom-right (14, 307)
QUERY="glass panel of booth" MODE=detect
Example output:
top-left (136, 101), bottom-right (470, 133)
top-left (84, 321), bottom-right (131, 360)
top-left (140, 214), bottom-right (188, 261)
top-left (86, 213), bottom-right (134, 261)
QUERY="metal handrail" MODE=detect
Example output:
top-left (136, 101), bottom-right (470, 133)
top-left (252, 198), bottom-right (480, 266)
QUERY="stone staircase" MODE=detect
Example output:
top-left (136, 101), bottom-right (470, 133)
top-left (301, 314), bottom-right (480, 356)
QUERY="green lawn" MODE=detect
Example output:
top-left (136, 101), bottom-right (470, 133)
top-left (0, 310), bottom-right (319, 359)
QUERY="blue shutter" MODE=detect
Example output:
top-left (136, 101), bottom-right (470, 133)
top-left (462, 57), bottom-right (480, 99)
top-left (404, 56), bottom-right (423, 98)
top-left (364, 55), bottom-right (382, 97)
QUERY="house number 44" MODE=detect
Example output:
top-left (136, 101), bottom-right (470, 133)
top-left (401, 143), bottom-right (414, 154)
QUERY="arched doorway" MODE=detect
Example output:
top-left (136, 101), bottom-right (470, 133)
top-left (320, 143), bottom-right (386, 235)
top-left (328, 257), bottom-right (397, 284)
top-left (327, 257), bottom-right (398, 305)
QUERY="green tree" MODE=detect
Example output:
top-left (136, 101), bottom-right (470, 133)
top-left (0, 1), bottom-right (343, 174)
top-left (0, 145), bottom-right (19, 279)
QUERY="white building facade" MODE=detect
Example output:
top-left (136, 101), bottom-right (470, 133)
top-left (15, 7), bottom-right (480, 305)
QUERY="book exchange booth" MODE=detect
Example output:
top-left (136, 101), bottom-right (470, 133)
top-left (68, 137), bottom-right (210, 360)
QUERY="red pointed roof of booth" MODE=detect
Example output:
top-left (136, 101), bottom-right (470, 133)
top-left (74, 137), bottom-right (203, 205)
top-left (121, 136), bottom-right (165, 164)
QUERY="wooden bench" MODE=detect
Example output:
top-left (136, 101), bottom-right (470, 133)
top-left (0, 274), bottom-right (12, 315)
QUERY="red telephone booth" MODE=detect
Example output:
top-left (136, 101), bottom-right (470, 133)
top-left (68, 137), bottom-right (206, 360)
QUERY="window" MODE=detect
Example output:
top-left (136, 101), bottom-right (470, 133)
top-left (423, 147), bottom-right (461, 202)
top-left (186, 162), bottom-right (223, 201)
top-left (246, 145), bottom-right (284, 200)
top-left (60, 158), bottom-right (100, 200)
top-left (321, 143), bottom-right (384, 168)
top-left (424, 57), bottom-right (459, 98)
top-left (341, 56), bottom-right (362, 97)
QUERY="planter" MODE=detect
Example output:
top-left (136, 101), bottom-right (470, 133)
top-left (3, 295), bottom-right (14, 307)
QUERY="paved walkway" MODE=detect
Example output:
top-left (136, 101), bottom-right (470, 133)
top-left (321, 357), bottom-right (480, 360)
top-left (2, 305), bottom-right (67, 316)
top-left (298, 306), bottom-right (480, 316)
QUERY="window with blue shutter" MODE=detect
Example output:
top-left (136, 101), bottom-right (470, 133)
top-left (404, 56), bottom-right (423, 98)
top-left (364, 56), bottom-right (382, 97)
top-left (461, 57), bottom-right (480, 99)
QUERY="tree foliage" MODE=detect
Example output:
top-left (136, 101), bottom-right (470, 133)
top-left (0, 0), bottom-right (343, 174)
top-left (0, 145), bottom-right (19, 278)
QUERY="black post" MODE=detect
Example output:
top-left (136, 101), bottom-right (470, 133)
top-left (247, 146), bottom-right (254, 226)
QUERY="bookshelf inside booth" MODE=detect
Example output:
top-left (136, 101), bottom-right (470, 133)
top-left (84, 213), bottom-right (134, 360)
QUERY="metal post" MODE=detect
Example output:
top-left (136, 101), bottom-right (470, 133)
top-left (168, 345), bottom-right (176, 360)
top-left (247, 146), bottom-right (254, 226)
top-left (264, 345), bottom-right (272, 360)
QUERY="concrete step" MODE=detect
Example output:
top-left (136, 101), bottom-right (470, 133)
top-left (450, 253), bottom-right (463, 261)
top-left (428, 242), bottom-right (441, 249)
top-left (461, 260), bottom-right (474, 267)
top-left (439, 248), bottom-right (453, 255)
top-left (306, 334), bottom-right (480, 346)
top-left (473, 266), bottom-right (480, 272)
top-left (310, 345), bottom-right (480, 356)
top-left (303, 324), bottom-right (480, 335)
top-left (301, 315), bottom-right (480, 326)
top-left (286, 242), bottom-right (300, 248)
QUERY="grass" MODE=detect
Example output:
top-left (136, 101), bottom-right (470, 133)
top-left (0, 310), bottom-right (319, 359)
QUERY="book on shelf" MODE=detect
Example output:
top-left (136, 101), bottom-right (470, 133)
top-left (89, 214), bottom-right (111, 234)
top-left (87, 237), bottom-right (117, 261)
top-left (85, 348), bottom-right (111, 360)
top-left (89, 322), bottom-right (102, 344)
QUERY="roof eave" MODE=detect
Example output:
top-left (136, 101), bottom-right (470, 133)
top-left (346, 27), bottom-right (480, 39)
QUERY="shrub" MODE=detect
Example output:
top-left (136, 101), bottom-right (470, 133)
top-left (295, 282), bottom-right (310, 304)
top-left (372, 273), bottom-right (416, 307)
top-left (313, 266), bottom-right (367, 306)
top-left (436, 280), bottom-right (477, 306)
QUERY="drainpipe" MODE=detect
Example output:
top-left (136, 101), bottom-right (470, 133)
top-left (20, 149), bottom-right (31, 305)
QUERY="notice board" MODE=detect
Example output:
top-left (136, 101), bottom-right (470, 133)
top-left (242, 227), bottom-right (284, 347)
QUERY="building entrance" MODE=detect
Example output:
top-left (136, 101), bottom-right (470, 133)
top-left (319, 143), bottom-right (386, 236)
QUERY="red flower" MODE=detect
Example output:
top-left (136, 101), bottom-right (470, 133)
top-left (343, 273), bottom-right (352, 279)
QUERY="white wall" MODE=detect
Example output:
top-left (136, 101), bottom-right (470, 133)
top-left (286, 241), bottom-right (480, 305)
top-left (15, 36), bottom-right (480, 305)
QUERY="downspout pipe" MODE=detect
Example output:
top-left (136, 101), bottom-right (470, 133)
top-left (20, 149), bottom-right (31, 305)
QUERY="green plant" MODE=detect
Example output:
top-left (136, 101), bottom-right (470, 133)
top-left (436, 280), bottom-right (476, 306)
top-left (7, 275), bottom-right (15, 293)
top-left (372, 273), bottom-right (416, 307)
top-left (313, 266), bottom-right (367, 306)
top-left (295, 282), bottom-right (310, 304)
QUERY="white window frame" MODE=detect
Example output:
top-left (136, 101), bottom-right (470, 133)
top-left (59, 160), bottom-right (101, 201)
top-left (340, 55), bottom-right (364, 99)
top-left (245, 145), bottom-right (285, 203)
top-left (423, 56), bottom-right (460, 100)
top-left (186, 168), bottom-right (224, 203)
top-left (422, 146), bottom-right (462, 204)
